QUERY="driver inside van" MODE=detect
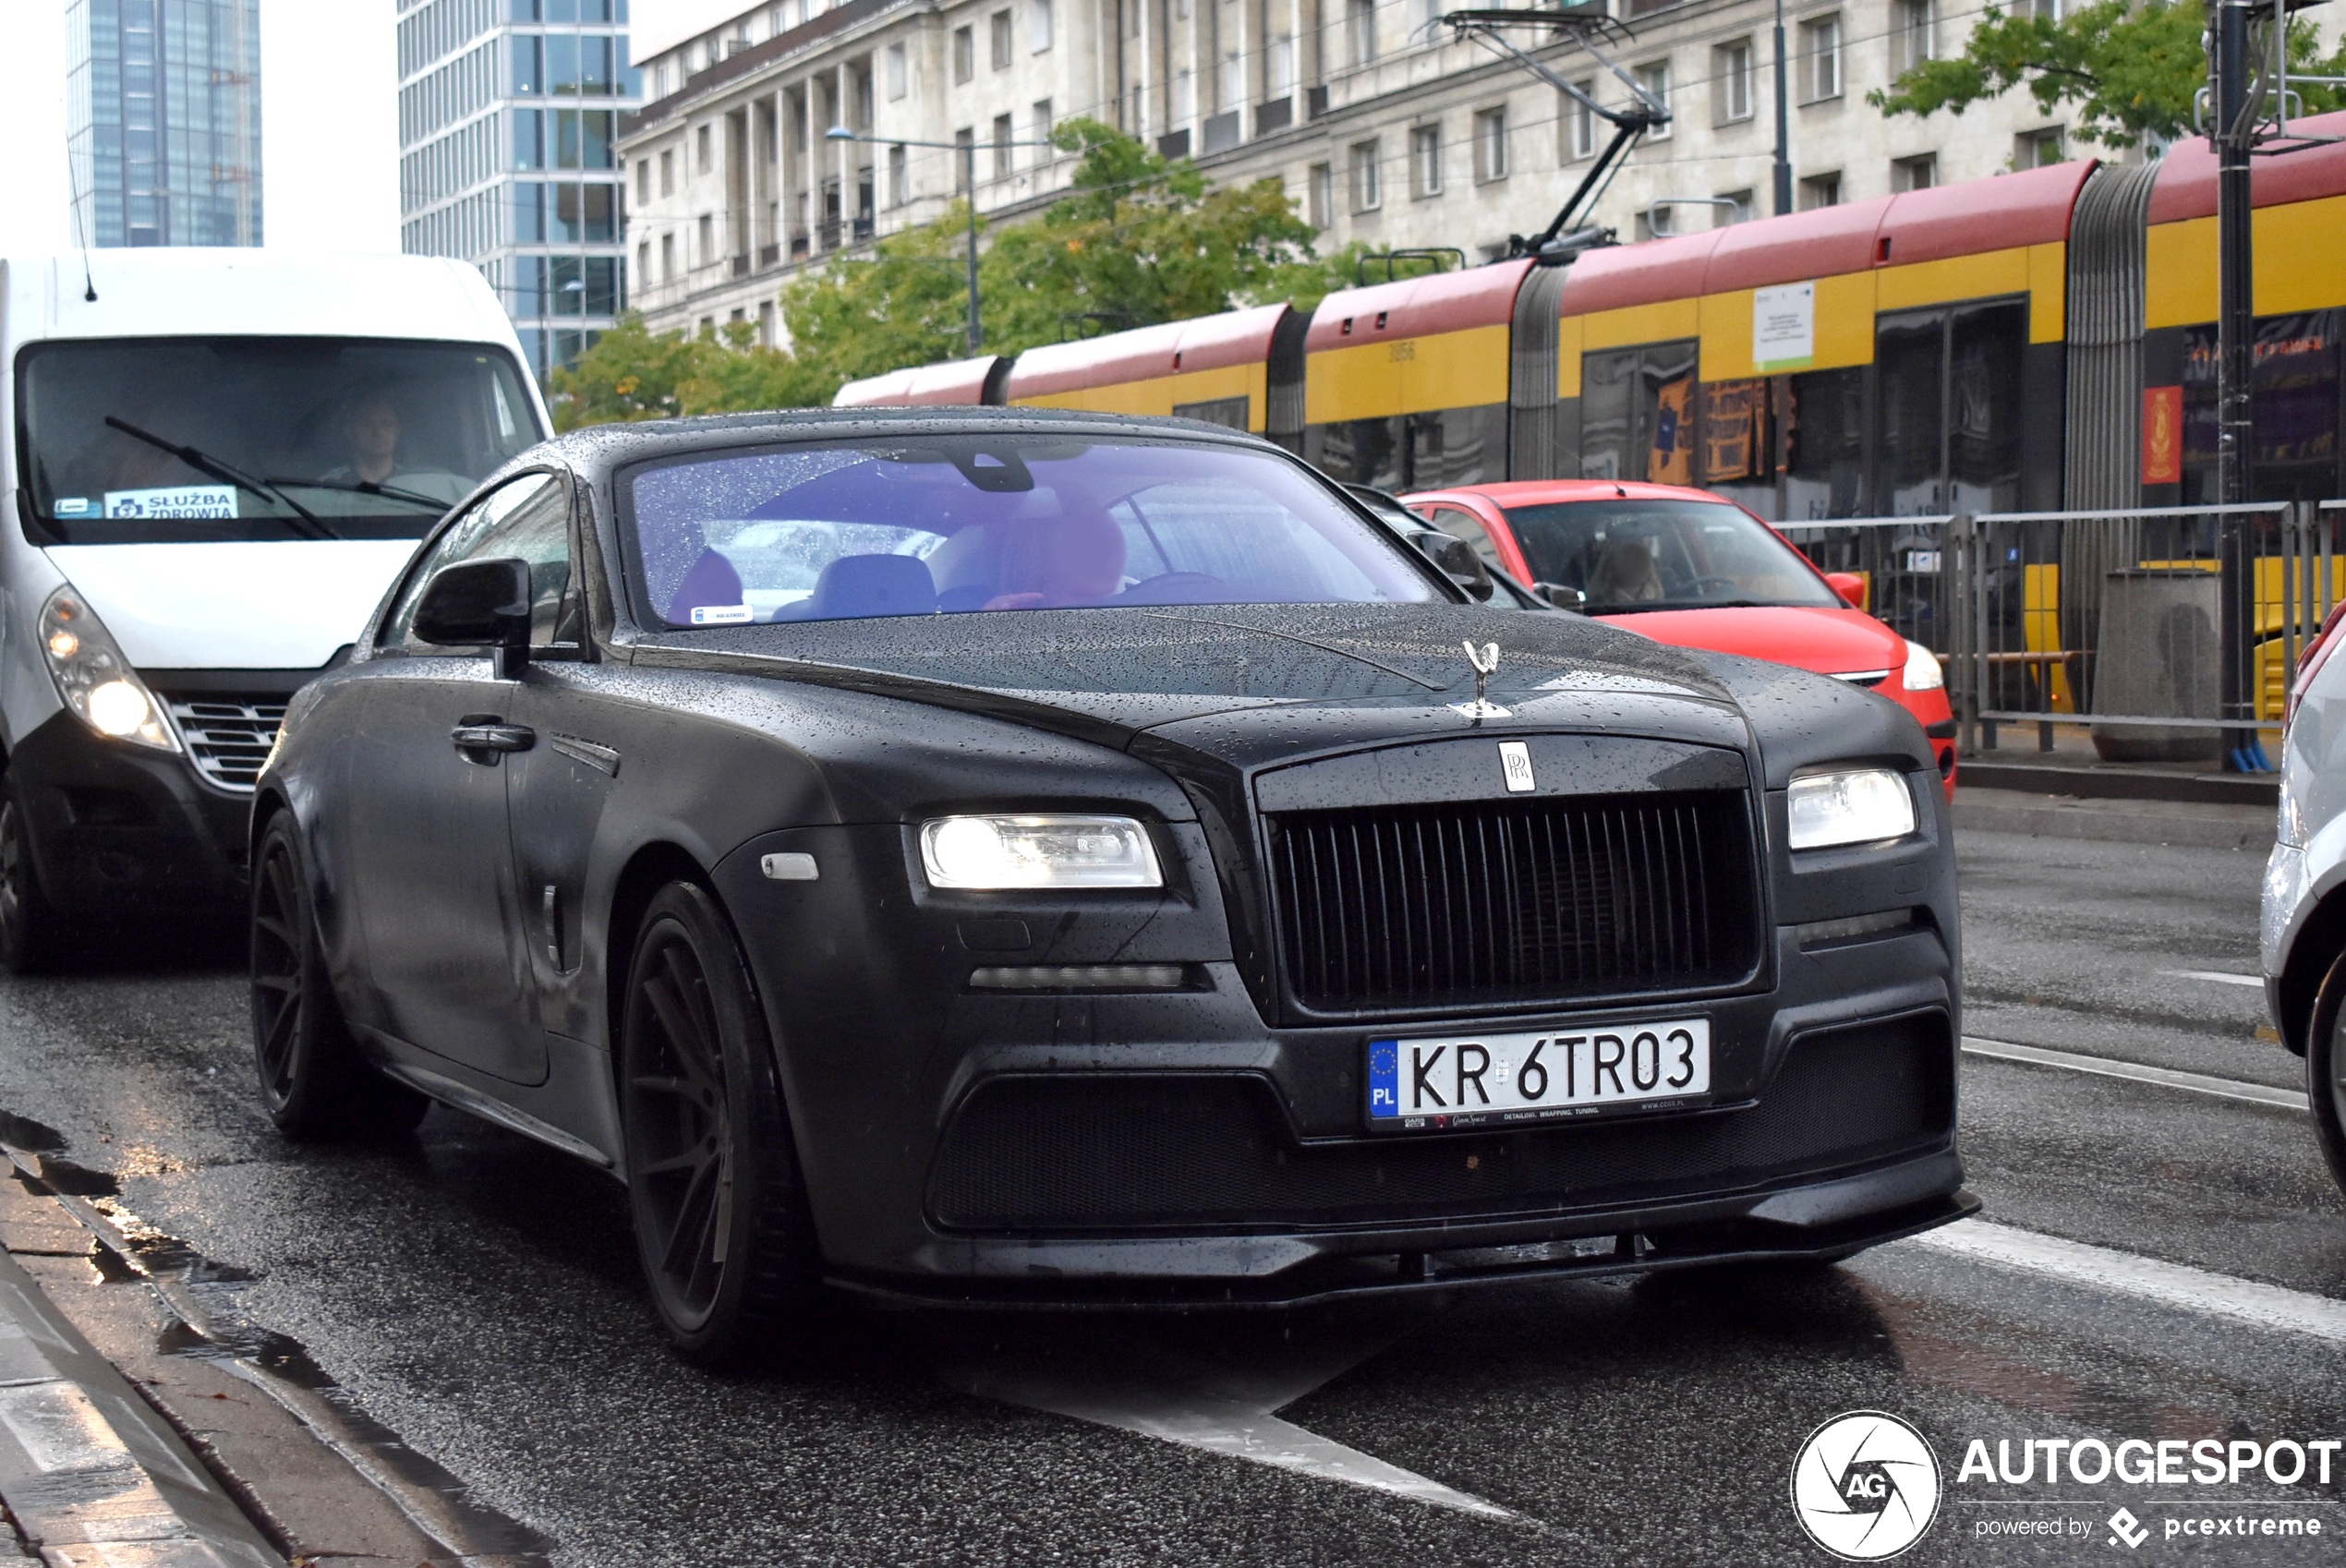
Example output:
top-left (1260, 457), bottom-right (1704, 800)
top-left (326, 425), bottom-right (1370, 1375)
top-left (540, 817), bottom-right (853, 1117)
top-left (320, 395), bottom-right (469, 505)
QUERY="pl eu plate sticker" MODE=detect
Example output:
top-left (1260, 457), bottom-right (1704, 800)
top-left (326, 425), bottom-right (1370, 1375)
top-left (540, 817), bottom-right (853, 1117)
top-left (1368, 1039), bottom-right (1400, 1118)
top-left (52, 497), bottom-right (95, 518)
top-left (689, 603), bottom-right (756, 625)
top-left (103, 485), bottom-right (237, 519)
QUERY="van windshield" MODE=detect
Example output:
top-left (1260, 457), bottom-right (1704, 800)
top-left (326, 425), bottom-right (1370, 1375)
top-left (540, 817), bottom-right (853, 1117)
top-left (18, 337), bottom-right (543, 543)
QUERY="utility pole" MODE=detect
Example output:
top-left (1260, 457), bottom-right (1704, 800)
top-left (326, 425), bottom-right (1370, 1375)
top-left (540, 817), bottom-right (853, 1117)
top-left (1772, 0), bottom-right (1793, 215)
top-left (2209, 0), bottom-right (2257, 767)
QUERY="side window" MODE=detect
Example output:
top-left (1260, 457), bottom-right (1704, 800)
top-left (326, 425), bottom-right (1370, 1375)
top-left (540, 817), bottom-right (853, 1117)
top-left (380, 472), bottom-right (573, 653)
top-left (1427, 506), bottom-right (1506, 573)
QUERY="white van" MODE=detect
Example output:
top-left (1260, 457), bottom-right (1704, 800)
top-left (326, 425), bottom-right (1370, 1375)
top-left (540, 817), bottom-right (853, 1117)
top-left (0, 249), bottom-right (549, 970)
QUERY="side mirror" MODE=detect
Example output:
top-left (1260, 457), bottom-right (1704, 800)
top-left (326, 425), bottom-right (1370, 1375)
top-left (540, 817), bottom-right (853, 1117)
top-left (1409, 531), bottom-right (1495, 602)
top-left (414, 557), bottom-right (532, 672)
top-left (1825, 571), bottom-right (1868, 610)
top-left (1533, 582), bottom-right (1587, 612)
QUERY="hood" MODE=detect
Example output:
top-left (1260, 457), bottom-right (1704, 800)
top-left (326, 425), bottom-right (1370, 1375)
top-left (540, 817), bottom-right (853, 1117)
top-left (1596, 605), bottom-right (1906, 679)
top-left (640, 601), bottom-right (1758, 773)
top-left (47, 541), bottom-right (417, 670)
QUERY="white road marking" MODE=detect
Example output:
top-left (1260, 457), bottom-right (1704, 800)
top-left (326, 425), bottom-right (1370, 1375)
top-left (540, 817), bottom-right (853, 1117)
top-left (937, 1331), bottom-right (1513, 1520)
top-left (1961, 1036), bottom-right (2307, 1113)
top-left (1909, 1219), bottom-right (2346, 1343)
top-left (2159, 969), bottom-right (2266, 989)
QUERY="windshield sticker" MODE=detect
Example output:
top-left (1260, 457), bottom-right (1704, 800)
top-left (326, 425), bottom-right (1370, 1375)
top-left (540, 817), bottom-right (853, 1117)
top-left (688, 603), bottom-right (756, 626)
top-left (103, 485), bottom-right (238, 520)
top-left (52, 498), bottom-right (95, 518)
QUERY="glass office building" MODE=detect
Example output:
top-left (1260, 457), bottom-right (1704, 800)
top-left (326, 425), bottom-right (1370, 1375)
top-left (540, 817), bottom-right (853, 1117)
top-left (397, 0), bottom-right (639, 379)
top-left (67, 0), bottom-right (262, 247)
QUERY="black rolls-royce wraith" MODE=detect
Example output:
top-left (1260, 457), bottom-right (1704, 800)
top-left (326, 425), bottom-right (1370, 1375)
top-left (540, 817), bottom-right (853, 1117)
top-left (248, 409), bottom-right (1973, 1362)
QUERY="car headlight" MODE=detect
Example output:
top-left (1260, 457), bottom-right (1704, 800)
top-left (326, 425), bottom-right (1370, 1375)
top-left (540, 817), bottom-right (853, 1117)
top-left (38, 588), bottom-right (176, 753)
top-left (920, 814), bottom-right (1163, 889)
top-left (1787, 768), bottom-right (1917, 850)
top-left (1902, 639), bottom-right (1943, 693)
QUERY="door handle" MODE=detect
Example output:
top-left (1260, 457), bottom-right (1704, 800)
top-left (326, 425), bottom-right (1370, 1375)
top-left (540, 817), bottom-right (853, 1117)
top-left (452, 719), bottom-right (535, 757)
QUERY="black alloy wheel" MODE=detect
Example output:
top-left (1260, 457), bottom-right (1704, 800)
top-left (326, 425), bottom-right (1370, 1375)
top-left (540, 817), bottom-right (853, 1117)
top-left (620, 882), bottom-right (821, 1365)
top-left (0, 776), bottom-right (67, 975)
top-left (2310, 946), bottom-right (2346, 1196)
top-left (249, 813), bottom-right (428, 1140)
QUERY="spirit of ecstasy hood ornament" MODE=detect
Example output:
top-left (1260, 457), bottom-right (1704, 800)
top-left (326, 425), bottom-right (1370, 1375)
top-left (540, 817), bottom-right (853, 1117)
top-left (1450, 639), bottom-right (1512, 722)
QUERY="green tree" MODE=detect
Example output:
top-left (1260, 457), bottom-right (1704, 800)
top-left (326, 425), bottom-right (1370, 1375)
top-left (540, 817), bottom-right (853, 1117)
top-left (1871, 0), bottom-right (2346, 150)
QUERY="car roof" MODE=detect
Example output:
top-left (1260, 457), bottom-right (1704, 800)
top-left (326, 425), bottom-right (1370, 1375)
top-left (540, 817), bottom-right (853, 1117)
top-left (1403, 479), bottom-right (1741, 507)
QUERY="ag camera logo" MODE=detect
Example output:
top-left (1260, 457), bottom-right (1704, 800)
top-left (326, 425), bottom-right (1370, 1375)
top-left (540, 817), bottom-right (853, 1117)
top-left (1791, 1411), bottom-right (1942, 1560)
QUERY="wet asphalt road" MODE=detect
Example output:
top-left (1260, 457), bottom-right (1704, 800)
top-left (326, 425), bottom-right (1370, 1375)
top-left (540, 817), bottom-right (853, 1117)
top-left (0, 828), bottom-right (2340, 1566)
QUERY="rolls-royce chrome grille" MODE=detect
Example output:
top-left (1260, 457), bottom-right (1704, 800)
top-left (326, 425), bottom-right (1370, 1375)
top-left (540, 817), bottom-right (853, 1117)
top-left (1264, 791), bottom-right (1762, 1017)
top-left (164, 696), bottom-right (287, 792)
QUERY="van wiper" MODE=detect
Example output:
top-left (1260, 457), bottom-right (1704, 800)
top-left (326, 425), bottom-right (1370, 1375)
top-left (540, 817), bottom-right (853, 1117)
top-left (263, 475), bottom-right (450, 511)
top-left (102, 416), bottom-right (339, 540)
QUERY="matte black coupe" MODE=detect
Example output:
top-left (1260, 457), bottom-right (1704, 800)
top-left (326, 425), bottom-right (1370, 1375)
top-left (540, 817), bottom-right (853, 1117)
top-left (248, 409), bottom-right (1973, 1362)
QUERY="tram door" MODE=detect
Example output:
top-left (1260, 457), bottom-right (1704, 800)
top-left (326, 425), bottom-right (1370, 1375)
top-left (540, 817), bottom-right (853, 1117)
top-left (1872, 300), bottom-right (2028, 516)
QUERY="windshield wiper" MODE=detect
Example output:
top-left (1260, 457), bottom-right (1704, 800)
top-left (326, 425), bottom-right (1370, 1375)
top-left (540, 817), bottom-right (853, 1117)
top-left (1599, 597), bottom-right (1768, 615)
top-left (102, 416), bottom-right (339, 540)
top-left (263, 475), bottom-right (451, 511)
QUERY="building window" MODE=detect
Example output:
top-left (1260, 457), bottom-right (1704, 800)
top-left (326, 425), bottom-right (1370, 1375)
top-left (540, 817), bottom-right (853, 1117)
top-left (1270, 31), bottom-right (1295, 96)
top-left (1221, 48), bottom-right (1244, 110)
top-left (695, 123), bottom-right (712, 174)
top-left (1799, 170), bottom-right (1841, 209)
top-left (954, 126), bottom-right (975, 191)
top-left (886, 42), bottom-right (908, 100)
top-left (953, 26), bottom-right (974, 84)
top-left (889, 142), bottom-right (907, 204)
top-left (634, 157), bottom-right (650, 204)
top-left (635, 238), bottom-right (651, 282)
top-left (697, 211), bottom-right (713, 261)
top-left (1800, 16), bottom-right (1842, 102)
top-left (993, 112), bottom-right (1013, 177)
top-left (1715, 188), bottom-right (1753, 225)
top-left (1892, 153), bottom-right (1936, 191)
top-left (2029, 0), bottom-right (2061, 17)
top-left (1473, 107), bottom-right (1507, 182)
top-left (991, 10), bottom-right (1013, 70)
top-left (1714, 41), bottom-right (1752, 124)
top-left (1034, 99), bottom-right (1054, 149)
top-left (660, 231), bottom-right (675, 279)
top-left (1031, 0), bottom-right (1053, 52)
top-left (1635, 61), bottom-right (1671, 139)
top-left (1892, 0), bottom-right (1935, 75)
top-left (1566, 78), bottom-right (1597, 160)
top-left (1308, 161), bottom-right (1334, 227)
top-left (1345, 0), bottom-right (1375, 68)
top-left (1349, 139), bottom-right (1381, 211)
top-left (1173, 67), bottom-right (1195, 125)
top-left (2015, 126), bottom-right (2064, 168)
top-left (1409, 124), bottom-right (1442, 198)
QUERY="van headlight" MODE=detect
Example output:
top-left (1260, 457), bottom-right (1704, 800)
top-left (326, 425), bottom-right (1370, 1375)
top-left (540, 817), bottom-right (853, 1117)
top-left (1787, 768), bottom-right (1916, 850)
top-left (38, 588), bottom-right (177, 753)
top-left (920, 814), bottom-right (1163, 889)
top-left (1903, 639), bottom-right (1943, 693)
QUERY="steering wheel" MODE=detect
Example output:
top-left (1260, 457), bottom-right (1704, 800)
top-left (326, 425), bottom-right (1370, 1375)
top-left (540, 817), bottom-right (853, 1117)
top-left (1690, 575), bottom-right (1744, 597)
top-left (1117, 572), bottom-right (1234, 606)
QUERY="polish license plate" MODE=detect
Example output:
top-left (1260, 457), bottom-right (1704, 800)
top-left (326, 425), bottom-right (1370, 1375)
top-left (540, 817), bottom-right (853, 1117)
top-left (1365, 1019), bottom-right (1711, 1131)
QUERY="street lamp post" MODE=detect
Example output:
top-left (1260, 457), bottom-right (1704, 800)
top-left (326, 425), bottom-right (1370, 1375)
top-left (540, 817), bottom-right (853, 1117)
top-left (827, 126), bottom-right (1057, 356)
top-left (1772, 0), bottom-right (1792, 215)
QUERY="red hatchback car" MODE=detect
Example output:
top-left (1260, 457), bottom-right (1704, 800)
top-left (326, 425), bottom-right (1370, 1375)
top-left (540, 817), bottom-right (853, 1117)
top-left (1404, 480), bottom-right (1957, 797)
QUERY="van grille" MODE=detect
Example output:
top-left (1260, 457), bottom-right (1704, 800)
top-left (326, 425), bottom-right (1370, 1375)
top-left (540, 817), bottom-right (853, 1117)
top-left (164, 697), bottom-right (287, 792)
top-left (1264, 791), bottom-right (1761, 1017)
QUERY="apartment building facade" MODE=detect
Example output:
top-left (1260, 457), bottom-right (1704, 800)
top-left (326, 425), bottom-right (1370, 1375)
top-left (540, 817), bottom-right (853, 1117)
top-left (623, 0), bottom-right (2099, 344)
top-left (396, 0), bottom-right (643, 378)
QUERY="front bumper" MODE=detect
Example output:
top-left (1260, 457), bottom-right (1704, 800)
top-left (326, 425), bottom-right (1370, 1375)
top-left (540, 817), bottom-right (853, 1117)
top-left (6, 710), bottom-right (250, 919)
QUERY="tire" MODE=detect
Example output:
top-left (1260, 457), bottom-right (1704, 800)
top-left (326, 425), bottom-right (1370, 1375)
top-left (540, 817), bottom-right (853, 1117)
top-left (619, 881), bottom-right (822, 1365)
top-left (249, 813), bottom-right (428, 1140)
top-left (2307, 945), bottom-right (2346, 1197)
top-left (0, 774), bottom-right (71, 975)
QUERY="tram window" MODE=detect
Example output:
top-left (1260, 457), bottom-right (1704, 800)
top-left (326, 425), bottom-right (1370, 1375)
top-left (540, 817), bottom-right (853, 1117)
top-left (2180, 310), bottom-right (2341, 502)
top-left (1876, 311), bottom-right (1945, 514)
top-left (1308, 417), bottom-right (1406, 491)
top-left (1578, 341), bottom-right (1698, 483)
top-left (1948, 301), bottom-right (2026, 513)
top-left (1785, 367), bottom-right (1867, 519)
top-left (1409, 405), bottom-right (1507, 489)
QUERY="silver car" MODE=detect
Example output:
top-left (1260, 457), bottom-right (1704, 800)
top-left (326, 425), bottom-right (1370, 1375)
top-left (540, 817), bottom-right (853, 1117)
top-left (2263, 610), bottom-right (2346, 1189)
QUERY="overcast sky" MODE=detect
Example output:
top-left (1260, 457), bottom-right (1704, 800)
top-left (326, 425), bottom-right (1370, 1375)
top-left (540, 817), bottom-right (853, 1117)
top-left (1, 0), bottom-right (407, 256)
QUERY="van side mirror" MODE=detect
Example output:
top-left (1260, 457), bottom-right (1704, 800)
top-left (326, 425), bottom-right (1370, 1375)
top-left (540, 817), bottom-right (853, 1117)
top-left (414, 557), bottom-right (533, 673)
top-left (1409, 531), bottom-right (1496, 602)
top-left (1825, 571), bottom-right (1868, 610)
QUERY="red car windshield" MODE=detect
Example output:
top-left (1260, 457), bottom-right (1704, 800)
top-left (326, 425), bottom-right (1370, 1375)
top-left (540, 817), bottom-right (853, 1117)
top-left (1500, 499), bottom-right (1840, 612)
